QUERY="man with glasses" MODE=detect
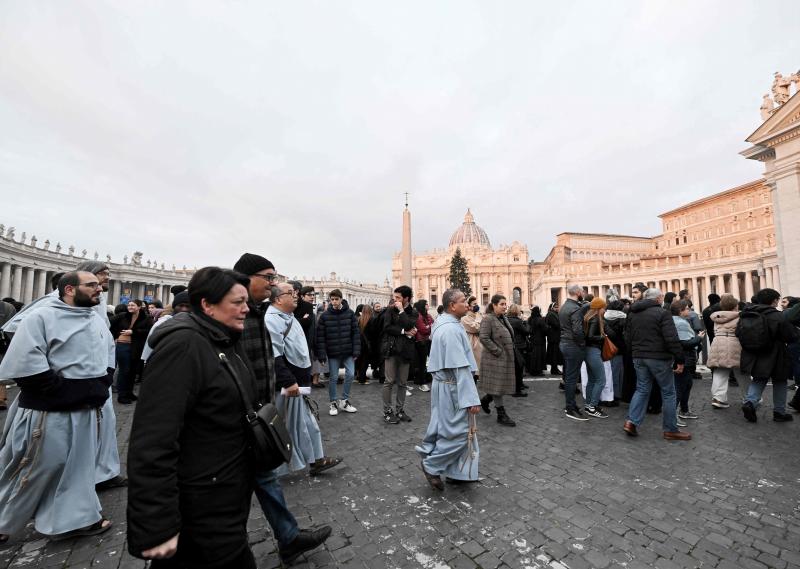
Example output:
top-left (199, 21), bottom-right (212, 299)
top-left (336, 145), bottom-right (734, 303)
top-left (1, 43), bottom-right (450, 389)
top-left (233, 254), bottom-right (332, 565)
top-left (0, 272), bottom-right (116, 542)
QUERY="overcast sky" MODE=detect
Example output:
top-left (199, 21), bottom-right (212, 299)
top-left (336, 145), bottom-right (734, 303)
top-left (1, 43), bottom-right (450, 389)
top-left (1, 2), bottom-right (797, 283)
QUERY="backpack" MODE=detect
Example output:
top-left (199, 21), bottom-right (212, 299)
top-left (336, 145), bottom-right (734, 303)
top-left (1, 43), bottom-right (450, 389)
top-left (735, 310), bottom-right (771, 353)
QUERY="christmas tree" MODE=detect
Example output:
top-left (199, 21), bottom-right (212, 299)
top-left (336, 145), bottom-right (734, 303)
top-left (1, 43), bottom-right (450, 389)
top-left (448, 247), bottom-right (472, 296)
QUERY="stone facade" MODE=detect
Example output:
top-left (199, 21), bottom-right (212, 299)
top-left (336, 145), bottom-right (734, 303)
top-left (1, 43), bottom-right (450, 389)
top-left (394, 179), bottom-right (781, 313)
top-left (289, 272), bottom-right (392, 308)
top-left (0, 228), bottom-right (191, 307)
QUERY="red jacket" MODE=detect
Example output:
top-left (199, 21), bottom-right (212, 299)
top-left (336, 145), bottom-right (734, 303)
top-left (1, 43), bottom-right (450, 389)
top-left (415, 313), bottom-right (434, 342)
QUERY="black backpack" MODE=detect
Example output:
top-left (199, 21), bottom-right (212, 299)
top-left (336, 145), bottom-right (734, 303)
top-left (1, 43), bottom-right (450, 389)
top-left (735, 310), bottom-right (771, 353)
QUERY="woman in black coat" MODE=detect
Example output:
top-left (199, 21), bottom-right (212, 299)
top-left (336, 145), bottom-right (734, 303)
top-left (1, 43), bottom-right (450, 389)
top-left (127, 268), bottom-right (259, 569)
top-left (526, 305), bottom-right (547, 376)
top-left (545, 303), bottom-right (563, 375)
top-left (506, 304), bottom-right (530, 397)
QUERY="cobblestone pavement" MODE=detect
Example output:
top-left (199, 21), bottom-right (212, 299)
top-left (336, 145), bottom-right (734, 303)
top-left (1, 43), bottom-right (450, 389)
top-left (1, 371), bottom-right (799, 569)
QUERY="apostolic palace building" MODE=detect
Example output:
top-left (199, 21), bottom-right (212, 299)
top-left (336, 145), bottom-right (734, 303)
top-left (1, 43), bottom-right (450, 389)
top-left (393, 73), bottom-right (800, 313)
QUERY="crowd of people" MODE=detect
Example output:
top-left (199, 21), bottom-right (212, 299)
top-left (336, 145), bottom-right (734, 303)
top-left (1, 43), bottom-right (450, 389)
top-left (0, 254), bottom-right (798, 565)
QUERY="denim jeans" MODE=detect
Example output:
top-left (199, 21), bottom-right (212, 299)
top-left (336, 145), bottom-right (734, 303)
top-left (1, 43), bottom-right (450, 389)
top-left (746, 376), bottom-right (788, 414)
top-left (674, 366), bottom-right (694, 412)
top-left (254, 468), bottom-right (299, 548)
top-left (559, 341), bottom-right (586, 411)
top-left (115, 343), bottom-right (133, 399)
top-left (610, 354), bottom-right (624, 399)
top-left (628, 358), bottom-right (679, 432)
top-left (584, 347), bottom-right (606, 407)
top-left (327, 355), bottom-right (354, 402)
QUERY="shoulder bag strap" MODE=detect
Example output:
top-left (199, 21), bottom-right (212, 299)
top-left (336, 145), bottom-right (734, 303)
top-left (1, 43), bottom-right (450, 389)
top-left (283, 317), bottom-right (294, 338)
top-left (218, 352), bottom-right (259, 424)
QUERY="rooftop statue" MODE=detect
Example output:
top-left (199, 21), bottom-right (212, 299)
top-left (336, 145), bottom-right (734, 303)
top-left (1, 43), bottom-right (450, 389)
top-left (43, 239), bottom-right (50, 251)
top-left (760, 93), bottom-right (775, 121)
top-left (772, 71), bottom-right (791, 105)
top-left (5, 227), bottom-right (13, 240)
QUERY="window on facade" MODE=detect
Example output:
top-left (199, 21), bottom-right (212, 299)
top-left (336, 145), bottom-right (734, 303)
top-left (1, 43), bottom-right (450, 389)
top-left (513, 255), bottom-right (519, 262)
top-left (747, 197), bottom-right (753, 207)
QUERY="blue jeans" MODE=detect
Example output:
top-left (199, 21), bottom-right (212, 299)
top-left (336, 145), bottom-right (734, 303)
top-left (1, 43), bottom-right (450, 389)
top-left (628, 358), bottom-right (679, 432)
top-left (327, 355), bottom-right (354, 402)
top-left (584, 347), bottom-right (606, 407)
top-left (115, 343), bottom-right (133, 399)
top-left (254, 468), bottom-right (299, 548)
top-left (560, 342), bottom-right (586, 411)
top-left (746, 376), bottom-right (787, 414)
top-left (610, 354), bottom-right (624, 400)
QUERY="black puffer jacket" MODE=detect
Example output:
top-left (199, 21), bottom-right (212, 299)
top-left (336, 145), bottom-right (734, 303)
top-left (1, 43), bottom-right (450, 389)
top-left (127, 312), bottom-right (256, 567)
top-left (507, 316), bottom-right (529, 351)
top-left (316, 300), bottom-right (360, 359)
top-left (584, 315), bottom-right (604, 349)
top-left (740, 304), bottom-right (799, 381)
top-left (624, 299), bottom-right (684, 363)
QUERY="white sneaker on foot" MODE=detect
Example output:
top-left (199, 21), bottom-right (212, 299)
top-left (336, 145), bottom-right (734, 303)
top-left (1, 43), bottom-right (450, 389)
top-left (329, 402), bottom-right (339, 416)
top-left (338, 399), bottom-right (357, 413)
top-left (419, 384), bottom-right (431, 392)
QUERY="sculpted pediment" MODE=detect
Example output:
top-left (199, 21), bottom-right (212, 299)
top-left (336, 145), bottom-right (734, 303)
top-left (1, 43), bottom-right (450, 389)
top-left (746, 91), bottom-right (800, 146)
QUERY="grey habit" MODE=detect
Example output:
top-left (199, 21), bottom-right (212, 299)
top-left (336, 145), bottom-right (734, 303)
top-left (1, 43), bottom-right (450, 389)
top-left (265, 305), bottom-right (324, 474)
top-left (0, 300), bottom-right (115, 535)
top-left (0, 291), bottom-right (120, 485)
top-left (415, 313), bottom-right (481, 481)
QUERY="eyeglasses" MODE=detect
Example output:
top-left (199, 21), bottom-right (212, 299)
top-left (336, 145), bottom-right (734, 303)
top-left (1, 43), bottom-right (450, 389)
top-left (78, 282), bottom-right (101, 289)
top-left (278, 290), bottom-right (298, 297)
top-left (251, 273), bottom-right (277, 282)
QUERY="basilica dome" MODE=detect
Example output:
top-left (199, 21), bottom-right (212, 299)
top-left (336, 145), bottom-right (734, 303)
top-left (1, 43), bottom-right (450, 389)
top-left (449, 209), bottom-right (491, 249)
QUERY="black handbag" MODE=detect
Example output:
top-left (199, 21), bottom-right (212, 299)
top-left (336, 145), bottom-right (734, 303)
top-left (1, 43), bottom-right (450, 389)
top-left (219, 352), bottom-right (292, 471)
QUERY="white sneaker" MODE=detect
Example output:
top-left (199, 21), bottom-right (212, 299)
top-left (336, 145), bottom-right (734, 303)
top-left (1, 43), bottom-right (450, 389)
top-left (406, 389), bottom-right (413, 396)
top-left (419, 384), bottom-right (431, 392)
top-left (338, 399), bottom-right (358, 413)
top-left (329, 402), bottom-right (339, 416)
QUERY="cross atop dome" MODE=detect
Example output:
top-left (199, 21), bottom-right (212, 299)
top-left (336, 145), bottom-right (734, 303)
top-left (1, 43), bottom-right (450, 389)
top-left (449, 209), bottom-right (491, 250)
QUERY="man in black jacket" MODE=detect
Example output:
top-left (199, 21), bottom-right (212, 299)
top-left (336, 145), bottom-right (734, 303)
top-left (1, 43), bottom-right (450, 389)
top-left (316, 289), bottom-right (360, 416)
top-left (233, 253), bottom-right (331, 565)
top-left (741, 288), bottom-right (799, 423)
top-left (367, 302), bottom-right (386, 381)
top-left (559, 284), bottom-right (588, 421)
top-left (382, 285), bottom-right (418, 424)
top-left (702, 293), bottom-right (721, 344)
top-left (623, 288), bottom-right (689, 440)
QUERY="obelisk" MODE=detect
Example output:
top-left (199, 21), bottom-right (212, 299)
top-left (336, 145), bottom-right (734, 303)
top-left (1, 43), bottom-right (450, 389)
top-left (400, 194), bottom-right (412, 285)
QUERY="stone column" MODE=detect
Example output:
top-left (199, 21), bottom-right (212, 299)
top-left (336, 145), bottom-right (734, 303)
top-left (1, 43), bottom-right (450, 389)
top-left (10, 265), bottom-right (23, 300)
top-left (744, 269), bottom-right (754, 302)
top-left (35, 269), bottom-right (47, 299)
top-left (691, 276), bottom-right (701, 310)
top-left (715, 274), bottom-right (725, 294)
top-left (22, 267), bottom-right (35, 304)
top-left (136, 282), bottom-right (146, 300)
top-left (109, 280), bottom-right (120, 305)
top-left (0, 263), bottom-right (11, 298)
top-left (758, 270), bottom-right (766, 291)
top-left (773, 266), bottom-right (781, 292)
top-left (766, 267), bottom-right (774, 289)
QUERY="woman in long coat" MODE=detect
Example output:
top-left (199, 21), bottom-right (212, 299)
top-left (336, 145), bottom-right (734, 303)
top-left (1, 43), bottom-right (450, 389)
top-left (478, 294), bottom-right (517, 426)
top-left (707, 294), bottom-right (746, 408)
top-left (527, 306), bottom-right (547, 376)
top-left (545, 303), bottom-right (562, 375)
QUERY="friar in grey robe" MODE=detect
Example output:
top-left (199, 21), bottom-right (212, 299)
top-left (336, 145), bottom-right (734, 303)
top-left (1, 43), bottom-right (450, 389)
top-left (2, 263), bottom-right (121, 487)
top-left (0, 271), bottom-right (115, 538)
top-left (416, 289), bottom-right (481, 485)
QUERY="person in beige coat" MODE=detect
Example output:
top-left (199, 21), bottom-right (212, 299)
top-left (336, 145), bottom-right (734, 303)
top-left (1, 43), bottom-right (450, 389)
top-left (707, 294), bottom-right (747, 408)
top-left (478, 294), bottom-right (517, 426)
top-left (461, 296), bottom-right (483, 379)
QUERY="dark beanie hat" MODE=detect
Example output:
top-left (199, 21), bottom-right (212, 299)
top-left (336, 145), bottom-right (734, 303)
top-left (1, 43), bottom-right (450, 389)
top-left (172, 291), bottom-right (190, 306)
top-left (170, 285), bottom-right (188, 295)
top-left (234, 253), bottom-right (274, 275)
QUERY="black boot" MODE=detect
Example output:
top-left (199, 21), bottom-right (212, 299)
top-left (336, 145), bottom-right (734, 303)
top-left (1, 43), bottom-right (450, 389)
top-left (496, 406), bottom-right (516, 426)
top-left (480, 395), bottom-right (493, 414)
top-left (279, 526), bottom-right (333, 565)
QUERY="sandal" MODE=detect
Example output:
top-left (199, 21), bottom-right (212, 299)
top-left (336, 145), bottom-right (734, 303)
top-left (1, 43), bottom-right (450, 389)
top-left (309, 457), bottom-right (342, 476)
top-left (51, 519), bottom-right (112, 541)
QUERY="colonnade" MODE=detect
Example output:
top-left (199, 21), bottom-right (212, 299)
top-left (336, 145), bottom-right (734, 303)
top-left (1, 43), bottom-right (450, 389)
top-left (551, 265), bottom-right (781, 312)
top-left (0, 260), bottom-right (184, 308)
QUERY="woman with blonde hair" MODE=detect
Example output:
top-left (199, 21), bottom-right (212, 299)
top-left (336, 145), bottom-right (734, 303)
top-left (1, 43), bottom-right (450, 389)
top-left (355, 304), bottom-right (374, 384)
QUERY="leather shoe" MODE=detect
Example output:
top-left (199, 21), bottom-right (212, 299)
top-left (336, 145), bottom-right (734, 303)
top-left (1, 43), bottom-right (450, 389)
top-left (663, 430), bottom-right (692, 441)
top-left (421, 460), bottom-right (444, 491)
top-left (279, 526), bottom-right (332, 565)
top-left (480, 395), bottom-right (492, 415)
top-left (96, 475), bottom-right (128, 491)
top-left (623, 420), bottom-right (638, 437)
